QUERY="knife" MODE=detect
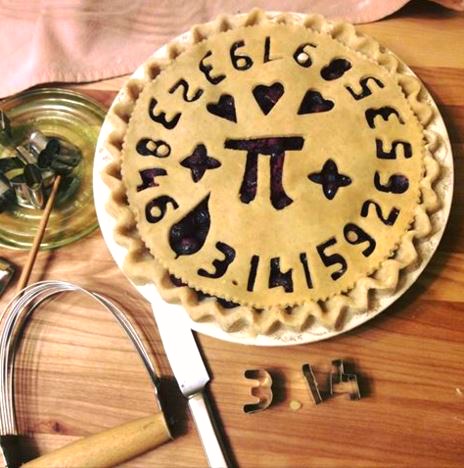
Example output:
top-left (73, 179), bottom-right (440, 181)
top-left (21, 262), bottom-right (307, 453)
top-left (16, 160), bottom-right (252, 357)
top-left (152, 303), bottom-right (231, 468)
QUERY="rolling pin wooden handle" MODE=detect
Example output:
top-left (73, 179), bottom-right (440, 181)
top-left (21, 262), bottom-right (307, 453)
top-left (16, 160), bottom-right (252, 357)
top-left (22, 413), bottom-right (172, 468)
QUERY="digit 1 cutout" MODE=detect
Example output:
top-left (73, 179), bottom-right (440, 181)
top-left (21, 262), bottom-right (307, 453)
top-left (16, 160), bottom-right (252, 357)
top-left (247, 255), bottom-right (260, 292)
top-left (299, 253), bottom-right (313, 289)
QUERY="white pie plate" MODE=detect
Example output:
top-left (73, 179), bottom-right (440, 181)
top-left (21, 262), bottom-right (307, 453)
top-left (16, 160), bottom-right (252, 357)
top-left (93, 19), bottom-right (453, 347)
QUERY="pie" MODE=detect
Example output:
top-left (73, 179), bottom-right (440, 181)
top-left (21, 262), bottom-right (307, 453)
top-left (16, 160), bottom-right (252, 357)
top-left (101, 9), bottom-right (441, 335)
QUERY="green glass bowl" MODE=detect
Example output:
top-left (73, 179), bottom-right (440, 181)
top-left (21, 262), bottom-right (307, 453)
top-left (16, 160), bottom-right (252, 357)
top-left (0, 87), bottom-right (107, 250)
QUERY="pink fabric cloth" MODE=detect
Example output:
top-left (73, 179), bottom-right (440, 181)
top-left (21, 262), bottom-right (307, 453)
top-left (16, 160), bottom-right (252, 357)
top-left (0, 0), bottom-right (462, 98)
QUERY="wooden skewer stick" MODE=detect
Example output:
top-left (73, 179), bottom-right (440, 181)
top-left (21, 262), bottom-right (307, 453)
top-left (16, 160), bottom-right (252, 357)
top-left (16, 175), bottom-right (62, 293)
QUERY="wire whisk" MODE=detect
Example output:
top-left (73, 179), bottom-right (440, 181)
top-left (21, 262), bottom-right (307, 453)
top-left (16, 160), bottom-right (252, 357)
top-left (0, 280), bottom-right (161, 437)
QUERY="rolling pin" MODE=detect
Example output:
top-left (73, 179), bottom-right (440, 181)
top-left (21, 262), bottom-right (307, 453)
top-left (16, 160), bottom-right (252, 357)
top-left (22, 412), bottom-right (172, 468)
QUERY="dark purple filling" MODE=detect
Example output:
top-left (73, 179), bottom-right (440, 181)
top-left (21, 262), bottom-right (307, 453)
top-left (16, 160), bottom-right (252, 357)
top-left (365, 107), bottom-right (404, 129)
top-left (252, 82), bottom-right (284, 115)
top-left (298, 90), bottom-right (334, 115)
top-left (217, 297), bottom-right (240, 309)
top-left (206, 94), bottom-right (237, 122)
top-left (321, 58), bottom-right (352, 81)
top-left (225, 137), bottom-right (304, 209)
top-left (225, 136), bottom-right (304, 155)
top-left (195, 290), bottom-right (240, 309)
top-left (374, 172), bottom-right (409, 194)
top-left (308, 159), bottom-right (352, 200)
top-left (169, 195), bottom-right (210, 257)
top-left (136, 168), bottom-right (167, 192)
top-left (269, 258), bottom-right (293, 293)
top-left (180, 144), bottom-right (221, 183)
top-left (270, 152), bottom-right (293, 210)
top-left (169, 274), bottom-right (187, 287)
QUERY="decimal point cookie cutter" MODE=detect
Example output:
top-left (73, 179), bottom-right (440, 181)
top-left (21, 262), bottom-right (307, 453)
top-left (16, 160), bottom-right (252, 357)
top-left (243, 369), bottom-right (273, 414)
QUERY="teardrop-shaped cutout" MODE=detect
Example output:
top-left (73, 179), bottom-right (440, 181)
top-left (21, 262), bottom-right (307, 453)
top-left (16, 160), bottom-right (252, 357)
top-left (169, 194), bottom-right (211, 257)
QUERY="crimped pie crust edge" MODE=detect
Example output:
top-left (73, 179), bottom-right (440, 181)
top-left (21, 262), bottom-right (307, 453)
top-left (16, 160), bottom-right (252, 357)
top-left (100, 9), bottom-right (442, 335)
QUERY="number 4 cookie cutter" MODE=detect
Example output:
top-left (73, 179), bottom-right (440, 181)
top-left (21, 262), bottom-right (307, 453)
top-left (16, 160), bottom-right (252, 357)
top-left (302, 359), bottom-right (361, 404)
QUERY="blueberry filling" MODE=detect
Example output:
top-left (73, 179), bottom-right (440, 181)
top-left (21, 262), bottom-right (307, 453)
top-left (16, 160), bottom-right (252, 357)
top-left (180, 144), bottom-right (221, 183)
top-left (308, 159), bottom-right (352, 200)
top-left (374, 172), bottom-right (409, 194)
top-left (169, 195), bottom-right (211, 256)
top-left (269, 258), bottom-right (293, 293)
top-left (206, 94), bottom-right (237, 122)
top-left (195, 290), bottom-right (240, 309)
top-left (252, 82), bottom-right (284, 115)
top-left (365, 107), bottom-right (404, 129)
top-left (298, 90), bottom-right (334, 114)
top-left (136, 168), bottom-right (167, 192)
top-left (321, 58), bottom-right (352, 81)
top-left (225, 136), bottom-right (304, 210)
top-left (217, 297), bottom-right (240, 309)
top-left (169, 274), bottom-right (187, 287)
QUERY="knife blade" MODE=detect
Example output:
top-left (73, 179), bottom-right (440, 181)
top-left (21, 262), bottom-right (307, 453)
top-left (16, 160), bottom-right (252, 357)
top-left (152, 303), bottom-right (230, 468)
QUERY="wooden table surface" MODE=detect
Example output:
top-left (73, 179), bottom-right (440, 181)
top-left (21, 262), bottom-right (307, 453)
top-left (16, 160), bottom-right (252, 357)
top-left (1, 2), bottom-right (464, 466)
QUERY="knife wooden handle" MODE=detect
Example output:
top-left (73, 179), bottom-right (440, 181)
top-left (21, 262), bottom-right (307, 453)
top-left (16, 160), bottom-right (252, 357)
top-left (22, 413), bottom-right (172, 468)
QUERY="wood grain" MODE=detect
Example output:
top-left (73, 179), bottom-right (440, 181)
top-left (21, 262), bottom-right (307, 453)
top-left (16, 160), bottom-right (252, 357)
top-left (1, 2), bottom-right (464, 467)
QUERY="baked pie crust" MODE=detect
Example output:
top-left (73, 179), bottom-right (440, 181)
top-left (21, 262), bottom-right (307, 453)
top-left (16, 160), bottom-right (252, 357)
top-left (102, 10), bottom-right (441, 335)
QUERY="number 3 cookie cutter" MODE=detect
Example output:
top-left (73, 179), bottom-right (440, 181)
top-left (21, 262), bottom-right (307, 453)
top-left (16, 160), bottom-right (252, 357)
top-left (243, 369), bottom-right (273, 414)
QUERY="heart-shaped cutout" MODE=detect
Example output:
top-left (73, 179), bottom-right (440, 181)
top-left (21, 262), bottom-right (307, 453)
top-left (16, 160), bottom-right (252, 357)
top-left (206, 94), bottom-right (237, 122)
top-left (252, 82), bottom-right (284, 115)
top-left (298, 90), bottom-right (334, 115)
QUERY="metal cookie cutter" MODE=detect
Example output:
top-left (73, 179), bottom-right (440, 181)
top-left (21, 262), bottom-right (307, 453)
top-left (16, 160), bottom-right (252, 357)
top-left (0, 173), bottom-right (15, 213)
top-left (14, 145), bottom-right (45, 209)
top-left (0, 110), bottom-right (12, 139)
top-left (243, 369), bottom-right (273, 414)
top-left (330, 359), bottom-right (361, 400)
top-left (302, 360), bottom-right (361, 403)
top-left (0, 258), bottom-right (15, 298)
top-left (302, 363), bottom-right (323, 405)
